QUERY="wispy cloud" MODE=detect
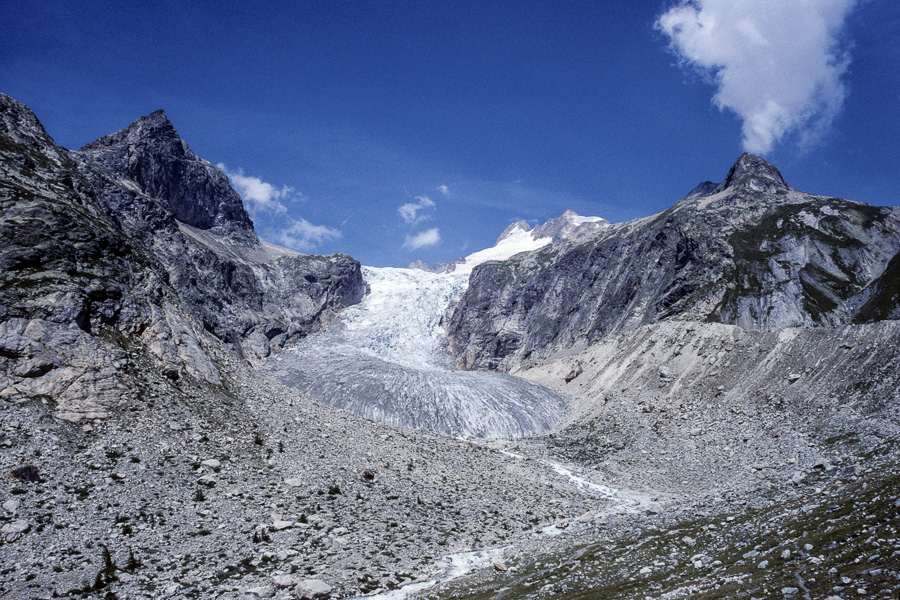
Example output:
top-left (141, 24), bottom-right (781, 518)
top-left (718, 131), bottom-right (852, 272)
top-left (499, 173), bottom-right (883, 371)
top-left (436, 184), bottom-right (451, 197)
top-left (403, 228), bottom-right (441, 250)
top-left (274, 218), bottom-right (342, 252)
top-left (398, 195), bottom-right (435, 225)
top-left (218, 163), bottom-right (304, 216)
top-left (656, 0), bottom-right (857, 154)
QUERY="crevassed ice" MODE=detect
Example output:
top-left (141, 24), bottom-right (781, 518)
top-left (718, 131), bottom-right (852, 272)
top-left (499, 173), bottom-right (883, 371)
top-left (264, 228), bottom-right (564, 439)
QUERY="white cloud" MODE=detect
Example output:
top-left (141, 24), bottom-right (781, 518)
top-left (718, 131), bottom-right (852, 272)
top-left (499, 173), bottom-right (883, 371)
top-left (436, 184), bottom-right (450, 196)
top-left (218, 163), bottom-right (304, 216)
top-left (274, 218), bottom-right (342, 252)
top-left (403, 228), bottom-right (441, 250)
top-left (656, 0), bottom-right (857, 154)
top-left (398, 195), bottom-right (435, 225)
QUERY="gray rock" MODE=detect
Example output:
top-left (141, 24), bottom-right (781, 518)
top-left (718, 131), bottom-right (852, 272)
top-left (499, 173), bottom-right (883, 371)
top-left (294, 579), bottom-right (332, 599)
top-left (53, 568), bottom-right (101, 596)
top-left (245, 586), bottom-right (275, 598)
top-left (1, 519), bottom-right (29, 541)
top-left (446, 154), bottom-right (900, 371)
top-left (272, 575), bottom-right (298, 588)
top-left (781, 587), bottom-right (799, 597)
top-left (0, 92), bottom-right (365, 420)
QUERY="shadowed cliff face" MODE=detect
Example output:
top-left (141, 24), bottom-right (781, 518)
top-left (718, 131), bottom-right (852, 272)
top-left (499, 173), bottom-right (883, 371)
top-left (447, 154), bottom-right (900, 371)
top-left (0, 93), bottom-right (364, 420)
top-left (77, 109), bottom-right (255, 244)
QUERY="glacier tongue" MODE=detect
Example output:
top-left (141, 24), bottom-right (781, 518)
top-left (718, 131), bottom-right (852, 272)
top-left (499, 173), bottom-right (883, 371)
top-left (262, 231), bottom-right (566, 439)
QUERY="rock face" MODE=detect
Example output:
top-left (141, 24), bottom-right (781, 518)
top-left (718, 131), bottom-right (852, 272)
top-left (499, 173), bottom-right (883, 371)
top-left (0, 93), bottom-right (364, 420)
top-left (77, 109), bottom-right (255, 244)
top-left (448, 153), bottom-right (900, 371)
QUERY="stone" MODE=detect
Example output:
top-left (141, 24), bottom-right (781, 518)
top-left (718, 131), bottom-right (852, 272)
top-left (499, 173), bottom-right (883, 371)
top-left (11, 465), bottom-right (39, 482)
top-left (245, 586), bottom-right (275, 598)
top-left (3, 500), bottom-right (19, 514)
top-left (781, 549), bottom-right (791, 559)
top-left (758, 560), bottom-right (769, 569)
top-left (272, 521), bottom-right (294, 531)
top-left (791, 471), bottom-right (808, 485)
top-left (782, 587), bottom-right (799, 597)
top-left (197, 475), bottom-right (216, 487)
top-left (564, 364), bottom-right (582, 383)
top-left (272, 575), bottom-right (298, 588)
top-left (493, 561), bottom-right (507, 571)
top-left (682, 536), bottom-right (696, 546)
top-left (294, 579), bottom-right (332, 599)
top-left (54, 568), bottom-right (101, 596)
top-left (2, 520), bottom-right (30, 541)
top-left (201, 459), bottom-right (221, 471)
top-left (284, 478), bottom-right (304, 487)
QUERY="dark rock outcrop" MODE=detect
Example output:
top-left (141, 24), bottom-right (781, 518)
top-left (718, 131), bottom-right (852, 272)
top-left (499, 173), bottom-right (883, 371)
top-left (77, 109), bottom-right (255, 244)
top-left (448, 154), bottom-right (900, 371)
top-left (0, 93), bottom-right (364, 419)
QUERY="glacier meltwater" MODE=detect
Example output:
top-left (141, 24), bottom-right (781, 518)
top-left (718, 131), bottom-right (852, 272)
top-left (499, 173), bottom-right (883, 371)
top-left (263, 228), bottom-right (568, 438)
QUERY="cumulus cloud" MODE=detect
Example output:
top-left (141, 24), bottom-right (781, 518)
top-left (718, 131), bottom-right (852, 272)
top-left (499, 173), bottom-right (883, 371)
top-left (436, 184), bottom-right (451, 196)
top-left (218, 163), bottom-right (304, 216)
top-left (398, 195), bottom-right (435, 225)
top-left (403, 228), bottom-right (441, 250)
top-left (656, 0), bottom-right (857, 154)
top-left (274, 218), bottom-right (342, 252)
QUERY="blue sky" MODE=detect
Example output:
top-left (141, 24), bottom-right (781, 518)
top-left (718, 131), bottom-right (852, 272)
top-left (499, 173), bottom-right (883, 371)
top-left (2, 0), bottom-right (898, 266)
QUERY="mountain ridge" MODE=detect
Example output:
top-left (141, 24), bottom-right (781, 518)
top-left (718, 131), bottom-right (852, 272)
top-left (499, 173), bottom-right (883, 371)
top-left (0, 93), bottom-right (364, 421)
top-left (447, 154), bottom-right (900, 371)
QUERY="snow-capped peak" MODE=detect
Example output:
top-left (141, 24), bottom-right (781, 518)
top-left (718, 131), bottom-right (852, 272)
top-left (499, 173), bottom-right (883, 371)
top-left (456, 225), bottom-right (552, 274)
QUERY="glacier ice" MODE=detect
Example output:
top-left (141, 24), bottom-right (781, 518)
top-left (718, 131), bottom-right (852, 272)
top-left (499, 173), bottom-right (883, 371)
top-left (263, 228), bottom-right (567, 439)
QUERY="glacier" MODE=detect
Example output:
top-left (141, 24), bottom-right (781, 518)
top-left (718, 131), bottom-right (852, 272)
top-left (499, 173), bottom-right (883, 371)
top-left (263, 227), bottom-right (570, 439)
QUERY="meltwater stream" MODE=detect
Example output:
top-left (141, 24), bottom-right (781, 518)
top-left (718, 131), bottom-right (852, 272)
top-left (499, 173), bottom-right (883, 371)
top-left (262, 229), bottom-right (567, 439)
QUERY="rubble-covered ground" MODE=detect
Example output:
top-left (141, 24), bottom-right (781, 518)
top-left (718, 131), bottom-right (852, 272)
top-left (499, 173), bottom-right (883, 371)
top-left (3, 318), bottom-right (898, 599)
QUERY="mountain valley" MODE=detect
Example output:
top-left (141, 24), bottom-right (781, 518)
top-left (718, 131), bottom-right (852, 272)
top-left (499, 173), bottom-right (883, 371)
top-left (1, 93), bottom-right (898, 600)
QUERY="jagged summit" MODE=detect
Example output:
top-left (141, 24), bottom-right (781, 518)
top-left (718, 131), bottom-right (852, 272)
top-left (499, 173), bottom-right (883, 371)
top-left (495, 220), bottom-right (531, 244)
top-left (717, 152), bottom-right (790, 193)
top-left (77, 109), bottom-right (256, 243)
top-left (496, 210), bottom-right (610, 245)
top-left (0, 93), bottom-right (68, 163)
top-left (686, 153), bottom-right (790, 200)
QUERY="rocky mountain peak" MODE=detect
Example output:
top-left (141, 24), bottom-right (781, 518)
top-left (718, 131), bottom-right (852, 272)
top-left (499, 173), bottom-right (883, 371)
top-left (531, 210), bottom-right (611, 243)
top-left (495, 220), bottom-right (532, 244)
top-left (0, 94), bottom-right (68, 163)
top-left (716, 152), bottom-right (790, 193)
top-left (76, 110), bottom-right (257, 244)
top-left (494, 211), bottom-right (610, 247)
top-left (685, 153), bottom-right (791, 200)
